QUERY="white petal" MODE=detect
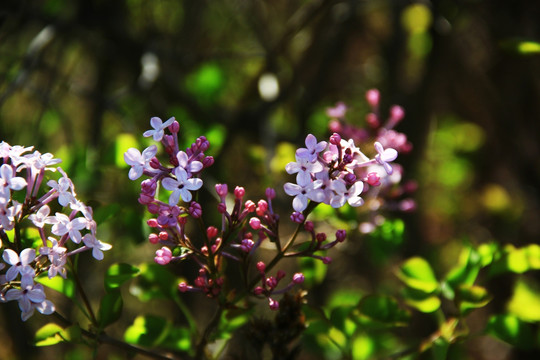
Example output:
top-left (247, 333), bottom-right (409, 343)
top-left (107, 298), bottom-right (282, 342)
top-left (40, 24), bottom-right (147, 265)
top-left (2, 249), bottom-right (19, 265)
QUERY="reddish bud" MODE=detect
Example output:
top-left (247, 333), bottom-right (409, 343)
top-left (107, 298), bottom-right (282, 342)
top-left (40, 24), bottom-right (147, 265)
top-left (207, 226), bottom-right (218, 239)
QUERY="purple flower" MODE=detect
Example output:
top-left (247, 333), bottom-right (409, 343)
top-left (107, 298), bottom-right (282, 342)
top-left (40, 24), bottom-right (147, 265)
top-left (143, 116), bottom-right (175, 141)
top-left (157, 204), bottom-right (182, 227)
top-left (0, 164), bottom-right (27, 198)
top-left (285, 155), bottom-right (324, 185)
top-left (374, 141), bottom-right (398, 175)
top-left (296, 134), bottom-right (327, 162)
top-left (47, 168), bottom-right (75, 206)
top-left (162, 167), bottom-right (203, 204)
top-left (4, 276), bottom-right (54, 321)
top-left (50, 213), bottom-right (87, 244)
top-left (2, 248), bottom-right (36, 282)
top-left (82, 233), bottom-right (112, 260)
top-left (283, 177), bottom-right (325, 213)
top-left (176, 151), bottom-right (203, 174)
top-left (124, 145), bottom-right (158, 180)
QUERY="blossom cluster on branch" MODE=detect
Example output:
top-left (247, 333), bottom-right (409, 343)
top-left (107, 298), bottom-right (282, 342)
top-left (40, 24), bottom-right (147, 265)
top-left (0, 142), bottom-right (111, 320)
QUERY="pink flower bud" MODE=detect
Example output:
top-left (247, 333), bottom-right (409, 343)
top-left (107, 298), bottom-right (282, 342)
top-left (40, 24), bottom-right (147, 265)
top-left (265, 187), bottom-right (276, 200)
top-left (366, 113), bottom-right (379, 128)
top-left (234, 186), bottom-right (245, 199)
top-left (147, 218), bottom-right (159, 227)
top-left (203, 156), bottom-right (214, 167)
top-left (316, 233), bottom-right (327, 242)
top-left (256, 261), bottom-right (266, 273)
top-left (207, 226), bottom-right (218, 239)
top-left (158, 231), bottom-right (169, 240)
top-left (201, 246), bottom-right (208, 255)
top-left (322, 256), bottom-right (332, 264)
top-left (276, 270), bottom-right (286, 280)
top-left (292, 273), bottom-right (305, 284)
top-left (148, 233), bottom-right (159, 244)
top-left (169, 120), bottom-right (180, 133)
top-left (154, 247), bottom-right (172, 265)
top-left (266, 276), bottom-right (277, 289)
top-left (254, 286), bottom-right (264, 295)
top-left (217, 202), bottom-right (227, 214)
top-left (256, 200), bottom-right (268, 216)
top-left (335, 229), bottom-right (347, 242)
top-left (244, 200), bottom-right (256, 212)
top-left (290, 211), bottom-right (305, 224)
top-left (269, 298), bottom-right (279, 311)
top-left (149, 157), bottom-right (161, 169)
top-left (366, 89), bottom-right (380, 108)
top-left (390, 105), bottom-right (405, 123)
top-left (249, 217), bottom-right (261, 230)
top-left (304, 221), bottom-right (314, 232)
top-left (366, 172), bottom-right (381, 186)
top-left (215, 183), bottom-right (228, 199)
top-left (329, 133), bottom-right (341, 145)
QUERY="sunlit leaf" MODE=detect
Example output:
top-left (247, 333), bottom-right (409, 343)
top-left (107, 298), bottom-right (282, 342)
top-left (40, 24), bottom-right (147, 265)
top-left (105, 263), bottom-right (140, 291)
top-left (299, 256), bottom-right (327, 287)
top-left (351, 334), bottom-right (375, 360)
top-left (402, 287), bottom-right (441, 313)
top-left (456, 284), bottom-right (492, 315)
top-left (397, 257), bottom-right (439, 293)
top-left (34, 323), bottom-right (64, 346)
top-left (124, 315), bottom-right (171, 347)
top-left (115, 133), bottom-right (139, 168)
top-left (36, 273), bottom-right (76, 299)
top-left (486, 314), bottom-right (535, 350)
top-left (129, 262), bottom-right (178, 302)
top-left (507, 277), bottom-right (540, 322)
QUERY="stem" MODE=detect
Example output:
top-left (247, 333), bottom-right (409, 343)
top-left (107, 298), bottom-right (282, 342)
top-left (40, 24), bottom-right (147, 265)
top-left (195, 306), bottom-right (223, 360)
top-left (69, 257), bottom-right (98, 326)
top-left (53, 312), bottom-right (182, 360)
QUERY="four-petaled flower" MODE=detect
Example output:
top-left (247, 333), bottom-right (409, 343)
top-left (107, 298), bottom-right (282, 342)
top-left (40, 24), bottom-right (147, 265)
top-left (284, 177), bottom-right (325, 213)
top-left (374, 141), bottom-right (398, 175)
top-left (0, 163), bottom-right (27, 198)
top-left (296, 134), bottom-right (327, 162)
top-left (4, 276), bottom-right (54, 321)
top-left (162, 167), bottom-right (203, 205)
top-left (124, 145), bottom-right (158, 180)
top-left (82, 233), bottom-right (112, 261)
top-left (2, 248), bottom-right (36, 282)
top-left (143, 116), bottom-right (175, 141)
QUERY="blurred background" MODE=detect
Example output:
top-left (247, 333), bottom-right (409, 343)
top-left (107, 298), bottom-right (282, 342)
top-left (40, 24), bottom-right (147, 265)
top-left (1, 0), bottom-right (540, 359)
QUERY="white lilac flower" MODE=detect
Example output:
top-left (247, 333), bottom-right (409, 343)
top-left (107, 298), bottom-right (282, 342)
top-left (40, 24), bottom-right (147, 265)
top-left (2, 248), bottom-right (36, 282)
top-left (47, 168), bottom-right (76, 206)
top-left (296, 134), bottom-right (327, 162)
top-left (28, 205), bottom-right (52, 228)
top-left (82, 233), bottom-right (112, 261)
top-left (29, 151), bottom-right (62, 172)
top-left (0, 164), bottom-right (27, 198)
top-left (124, 145), bottom-right (158, 180)
top-left (374, 141), bottom-right (398, 175)
top-left (162, 167), bottom-right (203, 205)
top-left (329, 180), bottom-right (364, 208)
top-left (285, 155), bottom-right (323, 186)
top-left (143, 116), bottom-right (175, 141)
top-left (4, 276), bottom-right (54, 321)
top-left (176, 151), bottom-right (203, 174)
top-left (0, 200), bottom-right (22, 231)
top-left (283, 176), bottom-right (325, 213)
top-left (50, 213), bottom-right (87, 244)
top-left (39, 238), bottom-right (67, 279)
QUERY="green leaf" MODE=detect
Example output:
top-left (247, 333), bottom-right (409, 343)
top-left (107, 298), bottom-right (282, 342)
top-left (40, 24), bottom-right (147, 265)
top-left (397, 257), bottom-right (439, 293)
top-left (358, 295), bottom-right (410, 326)
top-left (34, 323), bottom-right (65, 346)
top-left (445, 245), bottom-right (482, 292)
top-left (299, 256), bottom-right (328, 288)
top-left (486, 314), bottom-right (536, 350)
top-left (93, 204), bottom-right (122, 225)
top-left (124, 315), bottom-right (171, 347)
top-left (507, 277), bottom-right (540, 322)
top-left (115, 133), bottom-right (139, 168)
top-left (402, 287), bottom-right (441, 313)
top-left (105, 263), bottom-right (140, 292)
top-left (129, 262), bottom-right (178, 302)
top-left (36, 273), bottom-right (76, 299)
top-left (456, 284), bottom-right (492, 315)
top-left (500, 38), bottom-right (540, 54)
top-left (97, 289), bottom-right (123, 328)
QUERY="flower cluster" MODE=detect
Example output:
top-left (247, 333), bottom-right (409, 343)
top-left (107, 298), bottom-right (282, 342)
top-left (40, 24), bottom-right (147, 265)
top-left (0, 142), bottom-right (111, 320)
top-left (326, 89), bottom-right (416, 233)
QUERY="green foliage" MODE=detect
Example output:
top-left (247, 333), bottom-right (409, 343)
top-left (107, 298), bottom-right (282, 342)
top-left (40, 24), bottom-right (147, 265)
top-left (105, 263), bottom-right (140, 291)
top-left (486, 314), bottom-right (537, 350)
top-left (98, 289), bottom-right (123, 329)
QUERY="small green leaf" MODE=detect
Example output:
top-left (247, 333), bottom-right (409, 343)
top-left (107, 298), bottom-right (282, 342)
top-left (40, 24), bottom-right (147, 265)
top-left (456, 284), bottom-right (491, 315)
top-left (486, 314), bottom-right (535, 350)
top-left (36, 273), bottom-right (75, 299)
top-left (105, 263), bottom-right (140, 292)
top-left (299, 256), bottom-right (328, 287)
top-left (507, 277), bottom-right (540, 322)
top-left (402, 287), bottom-right (441, 313)
top-left (358, 295), bottom-right (410, 325)
top-left (34, 323), bottom-right (64, 346)
top-left (129, 262), bottom-right (178, 302)
top-left (124, 315), bottom-right (171, 347)
top-left (397, 257), bottom-right (439, 293)
top-left (97, 289), bottom-right (123, 328)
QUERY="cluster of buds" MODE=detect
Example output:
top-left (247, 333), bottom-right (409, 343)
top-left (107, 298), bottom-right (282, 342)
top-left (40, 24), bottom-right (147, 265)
top-left (126, 101), bottom-right (406, 310)
top-left (0, 142), bottom-right (111, 321)
top-left (326, 89), bottom-right (416, 233)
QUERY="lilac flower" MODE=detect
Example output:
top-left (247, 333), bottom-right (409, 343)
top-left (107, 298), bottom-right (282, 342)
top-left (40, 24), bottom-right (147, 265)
top-left (157, 204), bottom-right (182, 227)
top-left (296, 134), bottom-right (327, 162)
top-left (283, 177), bottom-right (325, 212)
top-left (162, 167), bottom-right (203, 205)
top-left (124, 145), bottom-right (158, 180)
top-left (28, 205), bottom-right (52, 228)
top-left (2, 248), bottom-right (36, 282)
top-left (329, 180), bottom-right (364, 208)
top-left (27, 151), bottom-right (62, 174)
top-left (4, 276), bottom-right (54, 321)
top-left (40, 237), bottom-right (67, 279)
top-left (143, 116), bottom-right (175, 141)
top-left (47, 168), bottom-right (75, 206)
top-left (176, 151), bottom-right (203, 174)
top-left (0, 164), bottom-right (27, 198)
top-left (326, 102), bottom-right (347, 118)
top-left (285, 155), bottom-right (323, 185)
top-left (374, 141), bottom-right (398, 175)
top-left (0, 200), bottom-right (22, 231)
top-left (82, 234), bottom-right (112, 261)
top-left (50, 213), bottom-right (88, 244)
